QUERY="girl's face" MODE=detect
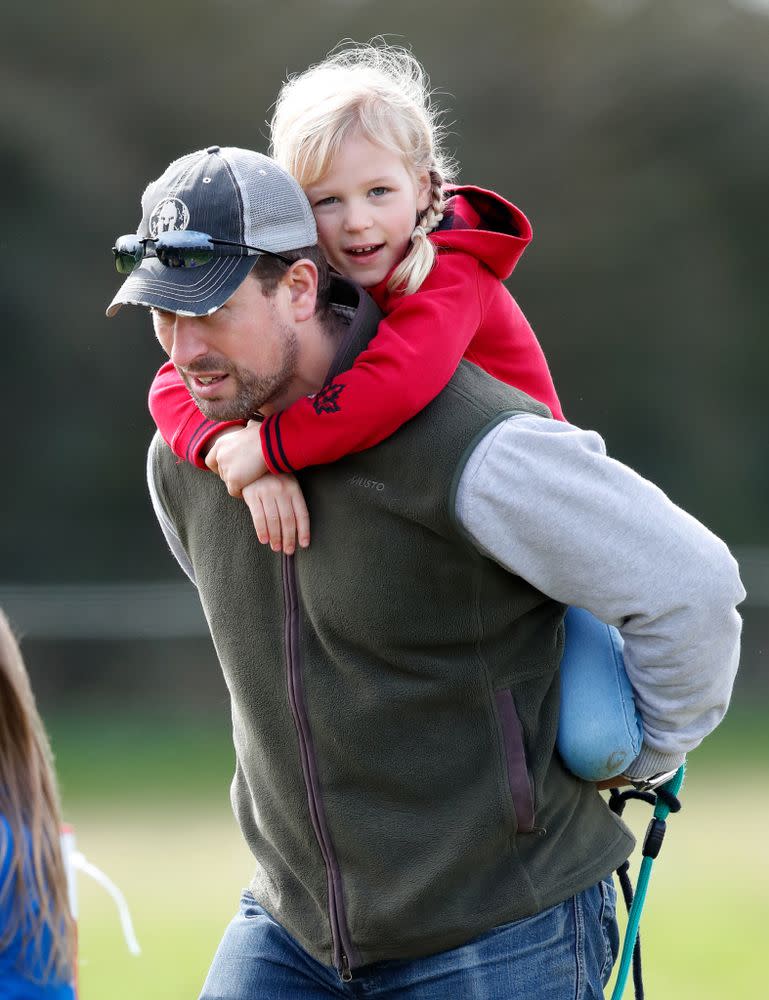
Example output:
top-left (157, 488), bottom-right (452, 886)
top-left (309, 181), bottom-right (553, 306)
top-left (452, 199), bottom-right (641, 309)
top-left (304, 132), bottom-right (431, 288)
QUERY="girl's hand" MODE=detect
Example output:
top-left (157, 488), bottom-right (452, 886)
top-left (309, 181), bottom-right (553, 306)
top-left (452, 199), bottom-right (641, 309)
top-left (242, 474), bottom-right (311, 554)
top-left (206, 420), bottom-right (268, 497)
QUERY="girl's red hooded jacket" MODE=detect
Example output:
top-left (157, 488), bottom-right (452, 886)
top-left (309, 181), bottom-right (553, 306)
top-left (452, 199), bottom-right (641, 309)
top-left (148, 185), bottom-right (564, 472)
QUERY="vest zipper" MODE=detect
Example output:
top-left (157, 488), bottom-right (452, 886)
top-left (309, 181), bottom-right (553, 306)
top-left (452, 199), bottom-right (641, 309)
top-left (282, 554), bottom-right (357, 981)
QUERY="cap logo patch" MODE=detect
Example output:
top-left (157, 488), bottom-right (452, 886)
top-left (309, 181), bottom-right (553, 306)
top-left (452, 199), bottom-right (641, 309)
top-left (149, 197), bottom-right (191, 236)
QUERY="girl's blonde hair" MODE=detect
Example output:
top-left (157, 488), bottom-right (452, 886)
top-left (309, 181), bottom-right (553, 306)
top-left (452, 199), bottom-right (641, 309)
top-left (270, 41), bottom-right (457, 296)
top-left (0, 610), bottom-right (75, 983)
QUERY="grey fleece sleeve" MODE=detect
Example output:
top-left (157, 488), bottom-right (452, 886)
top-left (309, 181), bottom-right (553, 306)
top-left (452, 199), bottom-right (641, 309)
top-left (455, 413), bottom-right (746, 778)
top-left (146, 441), bottom-right (197, 586)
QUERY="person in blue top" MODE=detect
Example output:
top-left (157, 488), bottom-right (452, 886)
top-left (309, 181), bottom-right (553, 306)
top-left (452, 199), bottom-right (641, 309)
top-left (0, 609), bottom-right (75, 999)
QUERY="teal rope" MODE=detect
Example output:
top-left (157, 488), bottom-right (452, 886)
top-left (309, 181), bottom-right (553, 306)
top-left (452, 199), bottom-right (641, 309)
top-left (609, 763), bottom-right (686, 1000)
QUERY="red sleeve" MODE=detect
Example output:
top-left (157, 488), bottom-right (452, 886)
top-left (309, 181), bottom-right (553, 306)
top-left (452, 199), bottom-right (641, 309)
top-left (261, 252), bottom-right (489, 473)
top-left (261, 252), bottom-right (564, 472)
top-left (148, 361), bottom-right (244, 469)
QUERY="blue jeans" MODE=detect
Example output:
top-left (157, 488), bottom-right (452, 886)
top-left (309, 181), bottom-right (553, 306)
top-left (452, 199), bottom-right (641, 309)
top-left (199, 879), bottom-right (619, 999)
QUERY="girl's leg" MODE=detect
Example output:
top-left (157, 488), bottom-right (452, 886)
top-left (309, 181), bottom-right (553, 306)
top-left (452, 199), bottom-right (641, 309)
top-left (557, 606), bottom-right (643, 781)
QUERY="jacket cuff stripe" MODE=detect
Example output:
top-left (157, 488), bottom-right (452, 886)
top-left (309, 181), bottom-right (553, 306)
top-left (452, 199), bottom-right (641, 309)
top-left (186, 417), bottom-right (216, 466)
top-left (262, 416), bottom-right (286, 474)
top-left (272, 414), bottom-right (295, 474)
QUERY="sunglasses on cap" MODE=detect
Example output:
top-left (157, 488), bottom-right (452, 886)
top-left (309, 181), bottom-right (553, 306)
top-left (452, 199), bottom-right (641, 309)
top-left (112, 230), bottom-right (294, 275)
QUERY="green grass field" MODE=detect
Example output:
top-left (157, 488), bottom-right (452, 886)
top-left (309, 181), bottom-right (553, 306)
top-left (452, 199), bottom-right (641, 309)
top-left (49, 708), bottom-right (768, 999)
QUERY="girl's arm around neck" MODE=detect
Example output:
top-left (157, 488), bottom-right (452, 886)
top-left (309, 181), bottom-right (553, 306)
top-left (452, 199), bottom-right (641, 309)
top-left (261, 252), bottom-right (561, 473)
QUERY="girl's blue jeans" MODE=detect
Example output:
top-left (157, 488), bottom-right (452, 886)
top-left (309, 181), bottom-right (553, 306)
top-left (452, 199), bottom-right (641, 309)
top-left (199, 879), bottom-right (619, 1000)
top-left (558, 606), bottom-right (643, 781)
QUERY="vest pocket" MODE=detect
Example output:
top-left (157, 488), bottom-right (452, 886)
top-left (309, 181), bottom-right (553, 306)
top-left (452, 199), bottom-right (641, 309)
top-left (494, 689), bottom-right (536, 834)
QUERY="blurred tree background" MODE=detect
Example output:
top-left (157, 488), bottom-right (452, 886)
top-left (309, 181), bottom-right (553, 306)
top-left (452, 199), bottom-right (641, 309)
top-left (2, 3), bottom-right (767, 996)
top-left (1, 1), bottom-right (766, 690)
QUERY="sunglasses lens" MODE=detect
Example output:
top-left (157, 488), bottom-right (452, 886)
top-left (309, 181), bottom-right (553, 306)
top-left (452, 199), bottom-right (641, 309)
top-left (155, 231), bottom-right (214, 269)
top-left (112, 236), bottom-right (145, 274)
top-left (157, 247), bottom-right (214, 268)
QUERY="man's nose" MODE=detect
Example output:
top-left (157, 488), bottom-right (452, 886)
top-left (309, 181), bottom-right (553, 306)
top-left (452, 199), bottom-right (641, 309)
top-left (168, 315), bottom-right (210, 369)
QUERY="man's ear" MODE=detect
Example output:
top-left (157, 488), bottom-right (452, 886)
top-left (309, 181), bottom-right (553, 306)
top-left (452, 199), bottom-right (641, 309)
top-left (284, 260), bottom-right (318, 322)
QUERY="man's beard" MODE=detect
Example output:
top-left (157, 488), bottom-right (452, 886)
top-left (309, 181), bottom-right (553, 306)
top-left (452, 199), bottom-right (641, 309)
top-left (181, 325), bottom-right (299, 421)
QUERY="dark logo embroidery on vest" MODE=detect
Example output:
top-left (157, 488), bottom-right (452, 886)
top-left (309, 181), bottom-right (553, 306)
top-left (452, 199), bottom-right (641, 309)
top-left (349, 475), bottom-right (385, 492)
top-left (313, 382), bottom-right (345, 414)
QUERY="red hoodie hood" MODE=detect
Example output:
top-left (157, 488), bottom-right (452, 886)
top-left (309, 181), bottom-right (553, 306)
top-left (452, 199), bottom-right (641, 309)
top-left (429, 184), bottom-right (532, 281)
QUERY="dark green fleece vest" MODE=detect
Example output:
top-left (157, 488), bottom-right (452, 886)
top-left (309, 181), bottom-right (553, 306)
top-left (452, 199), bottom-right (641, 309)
top-left (150, 297), bottom-right (632, 971)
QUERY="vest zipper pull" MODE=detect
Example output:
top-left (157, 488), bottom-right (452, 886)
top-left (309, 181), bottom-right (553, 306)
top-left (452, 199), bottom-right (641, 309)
top-left (340, 952), bottom-right (352, 982)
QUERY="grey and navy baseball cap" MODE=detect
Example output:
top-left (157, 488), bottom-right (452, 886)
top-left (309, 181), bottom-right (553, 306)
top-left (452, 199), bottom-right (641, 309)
top-left (106, 145), bottom-right (317, 317)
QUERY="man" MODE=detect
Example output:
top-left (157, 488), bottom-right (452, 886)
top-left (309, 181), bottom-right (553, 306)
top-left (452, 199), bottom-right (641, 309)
top-left (108, 146), bottom-right (744, 999)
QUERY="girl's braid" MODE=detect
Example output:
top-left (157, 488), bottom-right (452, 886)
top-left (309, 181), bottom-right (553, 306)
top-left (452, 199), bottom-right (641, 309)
top-left (418, 168), bottom-right (446, 235)
top-left (387, 167), bottom-right (446, 296)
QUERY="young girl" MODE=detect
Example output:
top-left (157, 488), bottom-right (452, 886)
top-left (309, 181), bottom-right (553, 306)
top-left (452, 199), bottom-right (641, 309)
top-left (0, 610), bottom-right (76, 998)
top-left (148, 42), bottom-right (564, 553)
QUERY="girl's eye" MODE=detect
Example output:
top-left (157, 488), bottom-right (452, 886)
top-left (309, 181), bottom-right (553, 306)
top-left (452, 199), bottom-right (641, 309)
top-left (314, 195), bottom-right (339, 207)
top-left (369, 186), bottom-right (389, 197)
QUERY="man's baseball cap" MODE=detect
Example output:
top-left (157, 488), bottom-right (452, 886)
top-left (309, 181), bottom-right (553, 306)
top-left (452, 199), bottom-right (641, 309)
top-left (106, 145), bottom-right (317, 318)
